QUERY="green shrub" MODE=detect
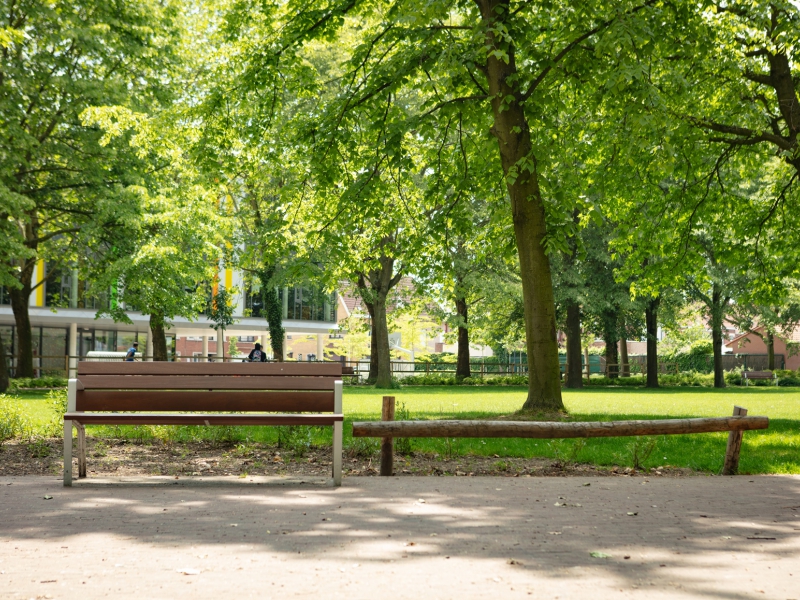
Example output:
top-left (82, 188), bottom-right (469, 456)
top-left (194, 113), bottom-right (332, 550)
top-left (725, 368), bottom-right (743, 386)
top-left (658, 372), bottom-right (715, 387)
top-left (8, 376), bottom-right (67, 390)
top-left (585, 376), bottom-right (645, 387)
top-left (0, 395), bottom-right (33, 446)
top-left (486, 375), bottom-right (528, 385)
top-left (777, 376), bottom-right (800, 387)
top-left (277, 426), bottom-right (314, 457)
top-left (43, 389), bottom-right (68, 437)
top-left (345, 437), bottom-right (379, 459)
top-left (402, 374), bottom-right (458, 386)
top-left (394, 401), bottom-right (413, 455)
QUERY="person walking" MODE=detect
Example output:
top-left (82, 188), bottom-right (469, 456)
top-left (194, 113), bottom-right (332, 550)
top-left (124, 342), bottom-right (139, 361)
top-left (247, 342), bottom-right (267, 362)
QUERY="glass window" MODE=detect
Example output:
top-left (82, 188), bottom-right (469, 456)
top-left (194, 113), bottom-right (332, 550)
top-left (41, 328), bottom-right (67, 375)
top-left (44, 265), bottom-right (72, 308)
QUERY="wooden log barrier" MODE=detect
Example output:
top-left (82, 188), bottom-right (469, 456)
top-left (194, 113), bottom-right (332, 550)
top-left (722, 406), bottom-right (748, 475)
top-left (380, 395), bottom-right (395, 476)
top-left (352, 414), bottom-right (768, 440)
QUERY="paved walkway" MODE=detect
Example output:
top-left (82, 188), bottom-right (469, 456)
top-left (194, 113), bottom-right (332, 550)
top-left (1, 475), bottom-right (798, 599)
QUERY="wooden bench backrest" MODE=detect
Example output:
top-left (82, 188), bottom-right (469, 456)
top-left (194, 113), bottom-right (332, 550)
top-left (743, 371), bottom-right (774, 378)
top-left (75, 362), bottom-right (342, 412)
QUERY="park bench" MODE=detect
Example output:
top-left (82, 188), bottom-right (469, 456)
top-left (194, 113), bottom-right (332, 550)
top-left (742, 371), bottom-right (777, 386)
top-left (63, 362), bottom-right (343, 486)
top-left (354, 399), bottom-right (768, 476)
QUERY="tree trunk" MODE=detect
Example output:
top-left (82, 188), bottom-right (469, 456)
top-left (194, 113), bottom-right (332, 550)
top-left (455, 295), bottom-right (471, 381)
top-left (619, 330), bottom-right (630, 377)
top-left (150, 310), bottom-right (169, 362)
top-left (645, 297), bottom-right (660, 388)
top-left (372, 294), bottom-right (392, 388)
top-left (710, 286), bottom-right (726, 388)
top-left (766, 331), bottom-right (775, 371)
top-left (9, 285), bottom-right (34, 378)
top-left (0, 332), bottom-right (9, 392)
top-left (258, 267), bottom-right (284, 361)
top-left (565, 301), bottom-right (583, 388)
top-left (356, 252), bottom-right (402, 388)
top-left (363, 300), bottom-right (379, 384)
top-left (477, 0), bottom-right (563, 411)
top-left (603, 312), bottom-right (620, 378)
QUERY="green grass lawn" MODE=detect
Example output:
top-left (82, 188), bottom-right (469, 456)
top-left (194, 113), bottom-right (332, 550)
top-left (5, 386), bottom-right (799, 475)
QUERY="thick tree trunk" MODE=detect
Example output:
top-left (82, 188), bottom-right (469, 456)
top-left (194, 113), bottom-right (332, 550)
top-left (9, 285), bottom-right (34, 378)
top-left (603, 312), bottom-right (620, 378)
top-left (645, 297), bottom-right (660, 388)
top-left (372, 294), bottom-right (392, 388)
top-left (478, 0), bottom-right (563, 411)
top-left (455, 296), bottom-right (471, 381)
top-left (710, 286), bottom-right (725, 388)
top-left (356, 253), bottom-right (402, 388)
top-left (766, 331), bottom-right (775, 371)
top-left (0, 332), bottom-right (9, 392)
top-left (565, 301), bottom-right (583, 389)
top-left (258, 268), bottom-right (284, 361)
top-left (150, 310), bottom-right (169, 362)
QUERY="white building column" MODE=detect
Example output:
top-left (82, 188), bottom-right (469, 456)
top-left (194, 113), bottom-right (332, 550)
top-left (68, 323), bottom-right (77, 378)
top-left (201, 335), bottom-right (209, 362)
top-left (316, 334), bottom-right (324, 361)
top-left (263, 330), bottom-right (270, 359)
top-left (145, 332), bottom-right (153, 362)
top-left (215, 330), bottom-right (224, 362)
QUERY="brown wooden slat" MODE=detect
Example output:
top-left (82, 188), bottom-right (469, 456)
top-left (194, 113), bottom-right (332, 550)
top-left (78, 375), bottom-right (336, 391)
top-left (75, 390), bottom-right (334, 412)
top-left (65, 413), bottom-right (343, 426)
top-left (77, 362), bottom-right (342, 376)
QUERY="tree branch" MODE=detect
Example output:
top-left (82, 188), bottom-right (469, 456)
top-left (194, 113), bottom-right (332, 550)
top-left (520, 0), bottom-right (657, 101)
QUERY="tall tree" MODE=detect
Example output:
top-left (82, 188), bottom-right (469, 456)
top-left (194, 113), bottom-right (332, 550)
top-left (213, 0), bottom-right (698, 409)
top-left (0, 0), bottom-right (178, 376)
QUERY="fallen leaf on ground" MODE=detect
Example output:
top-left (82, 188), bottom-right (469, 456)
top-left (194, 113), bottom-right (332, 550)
top-left (177, 568), bottom-right (200, 575)
top-left (590, 552), bottom-right (612, 559)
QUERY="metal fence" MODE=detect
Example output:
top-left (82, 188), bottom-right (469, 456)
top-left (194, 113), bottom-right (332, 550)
top-left (3, 352), bottom-right (788, 379)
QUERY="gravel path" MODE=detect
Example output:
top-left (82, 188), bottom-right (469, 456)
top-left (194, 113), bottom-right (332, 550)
top-left (1, 475), bottom-right (798, 599)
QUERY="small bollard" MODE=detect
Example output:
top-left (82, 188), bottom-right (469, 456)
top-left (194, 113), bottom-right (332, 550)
top-left (380, 396), bottom-right (395, 476)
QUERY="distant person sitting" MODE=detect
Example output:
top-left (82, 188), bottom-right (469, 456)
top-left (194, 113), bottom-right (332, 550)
top-left (247, 343), bottom-right (267, 363)
top-left (124, 342), bottom-right (138, 361)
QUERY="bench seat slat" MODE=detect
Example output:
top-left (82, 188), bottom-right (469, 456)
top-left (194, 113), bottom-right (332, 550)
top-left (77, 362), bottom-right (343, 376)
top-left (75, 390), bottom-right (334, 412)
top-left (65, 413), bottom-right (343, 426)
top-left (77, 375), bottom-right (336, 391)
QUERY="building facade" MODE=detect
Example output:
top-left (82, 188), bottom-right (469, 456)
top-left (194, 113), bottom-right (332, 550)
top-left (0, 261), bottom-right (339, 376)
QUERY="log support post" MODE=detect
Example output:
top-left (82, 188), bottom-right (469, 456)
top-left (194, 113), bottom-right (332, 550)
top-left (380, 395), bottom-right (395, 476)
top-left (723, 406), bottom-right (748, 475)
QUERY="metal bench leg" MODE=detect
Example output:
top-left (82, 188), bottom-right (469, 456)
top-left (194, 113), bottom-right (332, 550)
top-left (64, 379), bottom-right (77, 486)
top-left (332, 421), bottom-right (343, 486)
top-left (332, 380), bottom-right (343, 486)
top-left (76, 422), bottom-right (87, 478)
